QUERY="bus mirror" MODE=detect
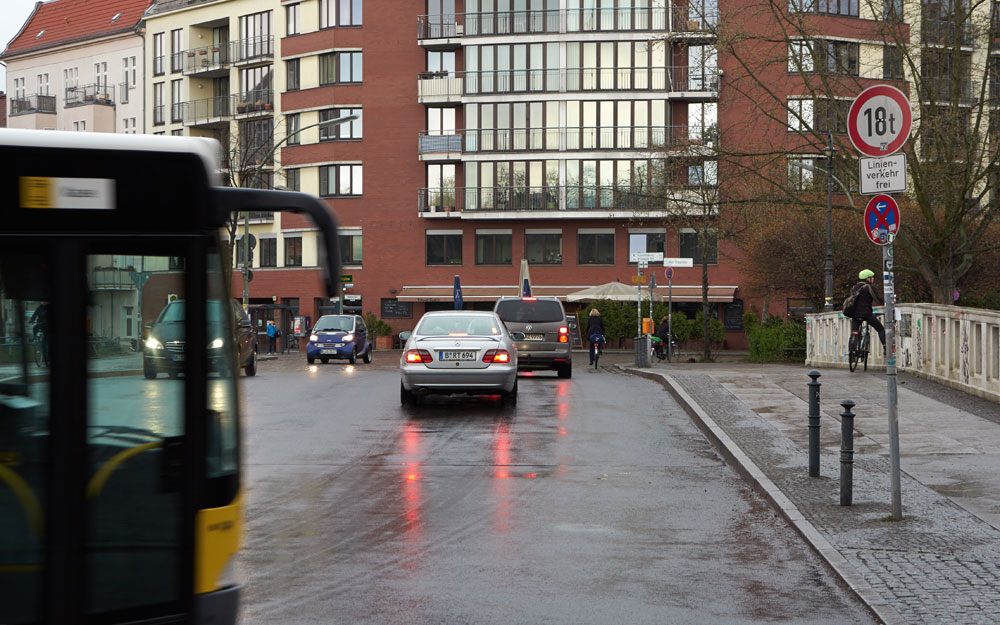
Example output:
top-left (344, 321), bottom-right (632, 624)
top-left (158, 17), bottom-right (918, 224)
top-left (213, 188), bottom-right (341, 297)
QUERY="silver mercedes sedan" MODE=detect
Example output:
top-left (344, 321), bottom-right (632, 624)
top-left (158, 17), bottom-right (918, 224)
top-left (399, 310), bottom-right (520, 406)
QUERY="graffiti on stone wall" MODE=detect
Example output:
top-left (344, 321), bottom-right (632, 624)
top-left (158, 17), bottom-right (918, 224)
top-left (914, 318), bottom-right (923, 371)
top-left (961, 324), bottom-right (970, 384)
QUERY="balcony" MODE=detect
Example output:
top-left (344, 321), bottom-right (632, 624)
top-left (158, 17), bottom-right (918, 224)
top-left (919, 79), bottom-right (979, 105)
top-left (418, 6), bottom-right (718, 42)
top-left (248, 211), bottom-right (274, 223)
top-left (182, 95), bottom-right (233, 127)
top-left (65, 84), bottom-right (116, 107)
top-left (232, 35), bottom-right (274, 66)
top-left (234, 90), bottom-right (274, 117)
top-left (10, 94), bottom-right (56, 115)
top-left (418, 184), bottom-right (715, 217)
top-left (418, 67), bottom-right (718, 103)
top-left (419, 125), bottom-right (718, 157)
top-left (183, 43), bottom-right (230, 77)
top-left (922, 20), bottom-right (974, 47)
top-left (91, 268), bottom-right (136, 291)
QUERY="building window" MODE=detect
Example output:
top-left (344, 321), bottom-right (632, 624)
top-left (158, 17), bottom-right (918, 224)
top-left (286, 113), bottom-right (300, 145)
top-left (239, 118), bottom-right (275, 167)
top-left (36, 72), bottom-right (49, 95)
top-left (153, 33), bottom-right (164, 75)
top-left (320, 0), bottom-right (362, 27)
top-left (13, 77), bottom-right (25, 100)
top-left (883, 0), bottom-right (903, 21)
top-left (426, 231), bottom-right (463, 265)
top-left (260, 237), bottom-right (277, 267)
top-left (883, 45), bottom-right (904, 80)
top-left (319, 51), bottom-right (362, 85)
top-left (787, 98), bottom-right (814, 132)
top-left (286, 59), bottom-right (300, 91)
top-left (285, 168), bottom-right (300, 191)
top-left (815, 99), bottom-right (849, 134)
top-left (171, 79), bottom-right (182, 122)
top-left (319, 164), bottom-right (363, 196)
top-left (679, 230), bottom-right (717, 265)
top-left (284, 236), bottom-right (302, 266)
top-left (788, 0), bottom-right (858, 17)
top-left (577, 231), bottom-right (614, 265)
top-left (63, 66), bottom-right (78, 90)
top-left (286, 3), bottom-right (300, 35)
top-left (171, 129), bottom-right (184, 136)
top-left (73, 120), bottom-right (86, 132)
top-left (475, 231), bottom-right (512, 265)
top-left (239, 11), bottom-right (273, 59)
top-left (320, 107), bottom-right (362, 140)
top-left (788, 156), bottom-right (822, 191)
top-left (171, 29), bottom-right (183, 73)
top-left (525, 231), bottom-right (562, 264)
top-left (628, 232), bottom-right (665, 263)
top-left (790, 40), bottom-right (859, 76)
top-left (340, 232), bottom-right (362, 266)
top-left (121, 56), bottom-right (136, 103)
top-left (153, 82), bottom-right (164, 125)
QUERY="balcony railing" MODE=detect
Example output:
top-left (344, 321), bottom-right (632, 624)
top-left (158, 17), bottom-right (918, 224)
top-left (919, 79), bottom-right (979, 104)
top-left (419, 126), bottom-right (718, 155)
top-left (183, 42), bottom-right (231, 74)
top-left (418, 184), bottom-right (714, 214)
top-left (419, 67), bottom-right (719, 99)
top-left (248, 211), bottom-right (274, 222)
top-left (91, 269), bottom-right (135, 291)
top-left (417, 6), bottom-right (717, 39)
top-left (153, 105), bottom-right (164, 125)
top-left (182, 95), bottom-right (233, 125)
top-left (234, 90), bottom-right (274, 115)
top-left (232, 35), bottom-right (274, 65)
top-left (65, 84), bottom-right (116, 107)
top-left (10, 94), bottom-right (56, 115)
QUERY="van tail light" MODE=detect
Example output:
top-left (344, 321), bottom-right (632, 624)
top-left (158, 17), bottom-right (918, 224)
top-left (559, 326), bottom-right (568, 334)
top-left (558, 335), bottom-right (568, 343)
top-left (405, 349), bottom-right (433, 363)
top-left (558, 326), bottom-right (569, 342)
top-left (483, 349), bottom-right (511, 364)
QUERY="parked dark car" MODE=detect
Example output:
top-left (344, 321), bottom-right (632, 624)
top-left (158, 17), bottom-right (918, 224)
top-left (143, 299), bottom-right (257, 378)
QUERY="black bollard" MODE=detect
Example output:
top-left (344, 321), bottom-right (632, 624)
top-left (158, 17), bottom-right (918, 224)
top-left (808, 370), bottom-right (822, 477)
top-left (840, 399), bottom-right (856, 506)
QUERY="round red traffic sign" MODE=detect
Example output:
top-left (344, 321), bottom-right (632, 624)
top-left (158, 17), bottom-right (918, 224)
top-left (848, 85), bottom-right (911, 157)
top-left (863, 194), bottom-right (901, 246)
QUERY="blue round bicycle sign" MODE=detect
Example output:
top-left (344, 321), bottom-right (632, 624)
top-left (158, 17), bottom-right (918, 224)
top-left (863, 194), bottom-right (900, 246)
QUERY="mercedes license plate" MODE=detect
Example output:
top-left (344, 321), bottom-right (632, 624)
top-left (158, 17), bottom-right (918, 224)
top-left (439, 350), bottom-right (477, 361)
top-left (524, 333), bottom-right (545, 341)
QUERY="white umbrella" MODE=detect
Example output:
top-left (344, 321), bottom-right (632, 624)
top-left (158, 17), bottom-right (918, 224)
top-left (566, 281), bottom-right (658, 302)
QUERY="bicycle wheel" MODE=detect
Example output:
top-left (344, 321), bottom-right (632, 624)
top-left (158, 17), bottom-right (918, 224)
top-left (34, 338), bottom-right (43, 367)
top-left (848, 334), bottom-right (859, 372)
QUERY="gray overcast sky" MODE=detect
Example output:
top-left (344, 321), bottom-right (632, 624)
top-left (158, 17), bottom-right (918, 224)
top-left (1, 0), bottom-right (46, 88)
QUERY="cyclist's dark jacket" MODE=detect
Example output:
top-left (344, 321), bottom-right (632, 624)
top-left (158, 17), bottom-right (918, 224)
top-left (586, 315), bottom-right (605, 338)
top-left (851, 281), bottom-right (883, 317)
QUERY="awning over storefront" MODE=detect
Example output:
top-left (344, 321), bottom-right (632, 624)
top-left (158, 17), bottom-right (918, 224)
top-left (396, 285), bottom-right (738, 303)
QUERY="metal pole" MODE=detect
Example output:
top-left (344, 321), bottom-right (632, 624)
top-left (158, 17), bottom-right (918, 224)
top-left (808, 370), bottom-right (822, 477)
top-left (884, 242), bottom-right (902, 520)
top-left (840, 399), bottom-right (855, 506)
top-left (824, 130), bottom-right (835, 312)
top-left (668, 270), bottom-right (673, 361)
top-left (242, 212), bottom-right (250, 310)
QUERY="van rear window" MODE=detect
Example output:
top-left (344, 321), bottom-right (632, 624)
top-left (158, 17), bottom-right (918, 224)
top-left (495, 299), bottom-right (564, 323)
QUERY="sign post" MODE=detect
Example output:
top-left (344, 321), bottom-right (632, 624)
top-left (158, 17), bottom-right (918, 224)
top-left (851, 85), bottom-right (909, 521)
top-left (665, 267), bottom-right (673, 360)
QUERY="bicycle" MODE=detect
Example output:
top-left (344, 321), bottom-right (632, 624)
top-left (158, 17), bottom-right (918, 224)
top-left (848, 319), bottom-right (870, 372)
top-left (589, 333), bottom-right (605, 369)
top-left (33, 329), bottom-right (49, 367)
top-left (651, 334), bottom-right (676, 363)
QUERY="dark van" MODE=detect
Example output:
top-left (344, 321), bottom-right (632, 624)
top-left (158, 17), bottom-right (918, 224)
top-left (493, 296), bottom-right (573, 378)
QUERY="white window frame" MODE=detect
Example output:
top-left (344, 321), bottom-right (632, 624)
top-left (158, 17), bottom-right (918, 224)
top-left (788, 98), bottom-right (814, 132)
top-left (286, 3), bottom-right (300, 35)
top-left (36, 73), bottom-right (49, 95)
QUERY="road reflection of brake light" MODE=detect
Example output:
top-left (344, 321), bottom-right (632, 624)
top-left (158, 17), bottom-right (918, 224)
top-left (405, 349), bottom-right (433, 363)
top-left (482, 349), bottom-right (511, 363)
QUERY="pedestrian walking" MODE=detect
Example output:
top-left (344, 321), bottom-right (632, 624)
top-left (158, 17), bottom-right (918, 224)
top-left (266, 320), bottom-right (277, 355)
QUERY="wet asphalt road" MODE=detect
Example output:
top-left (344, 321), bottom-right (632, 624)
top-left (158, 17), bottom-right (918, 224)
top-left (237, 353), bottom-right (875, 625)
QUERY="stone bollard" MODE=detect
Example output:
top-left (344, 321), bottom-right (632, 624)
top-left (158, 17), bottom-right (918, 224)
top-left (808, 370), bottom-right (822, 478)
top-left (840, 399), bottom-right (856, 506)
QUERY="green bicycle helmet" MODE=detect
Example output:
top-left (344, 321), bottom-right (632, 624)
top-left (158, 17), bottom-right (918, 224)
top-left (859, 269), bottom-right (875, 280)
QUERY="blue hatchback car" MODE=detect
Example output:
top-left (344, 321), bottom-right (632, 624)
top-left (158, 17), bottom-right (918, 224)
top-left (306, 314), bottom-right (372, 365)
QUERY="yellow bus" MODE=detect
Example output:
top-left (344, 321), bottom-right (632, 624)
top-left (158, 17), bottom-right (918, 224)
top-left (0, 130), bottom-right (340, 625)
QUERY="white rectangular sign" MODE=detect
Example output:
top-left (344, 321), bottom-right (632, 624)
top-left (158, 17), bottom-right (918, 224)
top-left (859, 154), bottom-right (906, 195)
top-left (20, 176), bottom-right (116, 210)
top-left (663, 257), bottom-right (694, 267)
top-left (630, 252), bottom-right (664, 263)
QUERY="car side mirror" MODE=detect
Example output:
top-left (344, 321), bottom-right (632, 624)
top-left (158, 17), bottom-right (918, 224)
top-left (512, 332), bottom-right (525, 341)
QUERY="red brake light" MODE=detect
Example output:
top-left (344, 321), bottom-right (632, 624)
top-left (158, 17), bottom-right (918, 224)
top-left (482, 349), bottom-right (511, 363)
top-left (405, 349), bottom-right (433, 363)
top-left (559, 335), bottom-right (568, 343)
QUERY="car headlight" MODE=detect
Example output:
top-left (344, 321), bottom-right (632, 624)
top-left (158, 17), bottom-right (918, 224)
top-left (209, 338), bottom-right (224, 349)
top-left (342, 334), bottom-right (354, 342)
top-left (145, 337), bottom-right (163, 350)
top-left (309, 334), bottom-right (318, 342)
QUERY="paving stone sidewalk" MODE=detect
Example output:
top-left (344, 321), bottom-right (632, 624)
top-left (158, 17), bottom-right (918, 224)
top-left (628, 364), bottom-right (1000, 625)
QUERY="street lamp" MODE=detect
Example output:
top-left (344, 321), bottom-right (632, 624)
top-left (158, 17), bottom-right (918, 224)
top-left (241, 113), bottom-right (360, 312)
top-left (788, 132), bottom-right (854, 312)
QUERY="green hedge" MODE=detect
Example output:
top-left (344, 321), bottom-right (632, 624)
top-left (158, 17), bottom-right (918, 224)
top-left (747, 317), bottom-right (806, 362)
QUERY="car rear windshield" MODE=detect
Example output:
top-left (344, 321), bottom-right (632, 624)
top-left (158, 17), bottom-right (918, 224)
top-left (494, 299), bottom-right (564, 323)
top-left (416, 315), bottom-right (501, 337)
top-left (313, 316), bottom-right (354, 332)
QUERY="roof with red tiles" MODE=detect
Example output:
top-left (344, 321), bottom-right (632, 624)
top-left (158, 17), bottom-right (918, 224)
top-left (2, 0), bottom-right (153, 59)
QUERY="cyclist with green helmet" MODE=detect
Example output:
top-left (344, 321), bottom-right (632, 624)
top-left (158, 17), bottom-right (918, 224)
top-left (850, 269), bottom-right (885, 353)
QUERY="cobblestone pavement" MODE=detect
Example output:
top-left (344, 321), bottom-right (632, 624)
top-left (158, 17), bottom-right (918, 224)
top-left (628, 362), bottom-right (1000, 625)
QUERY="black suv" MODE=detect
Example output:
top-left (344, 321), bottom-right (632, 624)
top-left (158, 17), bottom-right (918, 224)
top-left (143, 299), bottom-right (258, 378)
top-left (493, 297), bottom-right (573, 378)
